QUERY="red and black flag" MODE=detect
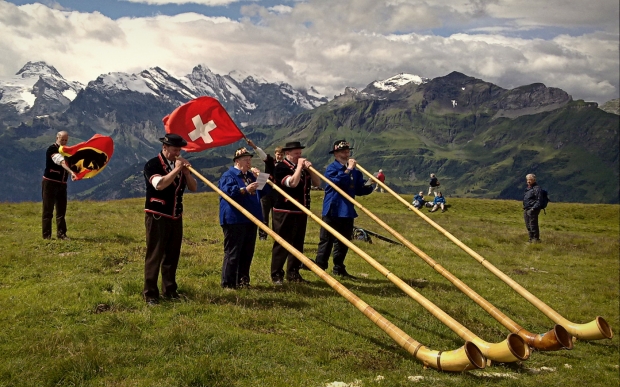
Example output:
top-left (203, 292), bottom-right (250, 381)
top-left (59, 134), bottom-right (114, 180)
top-left (163, 96), bottom-right (244, 152)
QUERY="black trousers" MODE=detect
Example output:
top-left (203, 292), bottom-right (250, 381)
top-left (315, 216), bottom-right (354, 272)
top-left (258, 193), bottom-right (275, 238)
top-left (271, 211), bottom-right (307, 280)
top-left (524, 208), bottom-right (541, 240)
top-left (42, 179), bottom-right (67, 239)
top-left (143, 213), bottom-right (183, 300)
top-left (221, 223), bottom-right (258, 288)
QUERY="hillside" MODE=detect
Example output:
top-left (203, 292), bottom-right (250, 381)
top-left (248, 74), bottom-right (619, 204)
top-left (1, 71), bottom-right (618, 203)
top-left (0, 193), bottom-right (617, 386)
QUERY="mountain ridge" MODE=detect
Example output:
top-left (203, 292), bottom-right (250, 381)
top-left (0, 63), bottom-right (617, 203)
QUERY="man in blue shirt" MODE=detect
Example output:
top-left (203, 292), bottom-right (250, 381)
top-left (218, 147), bottom-right (263, 289)
top-left (314, 140), bottom-right (374, 278)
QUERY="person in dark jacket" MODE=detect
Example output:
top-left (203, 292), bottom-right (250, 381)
top-left (142, 133), bottom-right (197, 305)
top-left (42, 131), bottom-right (77, 240)
top-left (218, 147), bottom-right (263, 289)
top-left (429, 191), bottom-right (446, 212)
top-left (428, 173), bottom-right (440, 196)
top-left (270, 141), bottom-right (320, 284)
top-left (523, 173), bottom-right (542, 243)
top-left (314, 140), bottom-right (375, 278)
top-left (245, 139), bottom-right (283, 240)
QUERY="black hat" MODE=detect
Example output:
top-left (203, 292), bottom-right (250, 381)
top-left (282, 141), bottom-right (306, 151)
top-left (329, 139), bottom-right (354, 154)
top-left (159, 133), bottom-right (187, 147)
top-left (233, 147), bottom-right (254, 161)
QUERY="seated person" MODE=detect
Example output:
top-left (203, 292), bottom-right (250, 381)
top-left (429, 191), bottom-right (446, 213)
top-left (412, 191), bottom-right (426, 208)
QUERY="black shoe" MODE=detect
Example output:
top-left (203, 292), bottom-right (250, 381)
top-left (287, 274), bottom-right (309, 283)
top-left (146, 298), bottom-right (159, 306)
top-left (163, 291), bottom-right (180, 300)
top-left (58, 235), bottom-right (70, 240)
top-left (332, 269), bottom-right (356, 279)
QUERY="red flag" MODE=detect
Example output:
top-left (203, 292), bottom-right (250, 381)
top-left (59, 134), bottom-right (114, 181)
top-left (163, 96), bottom-right (244, 152)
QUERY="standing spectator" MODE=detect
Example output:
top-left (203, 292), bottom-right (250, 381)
top-left (270, 141), bottom-right (321, 284)
top-left (245, 139), bottom-right (283, 240)
top-left (523, 173), bottom-right (542, 243)
top-left (429, 191), bottom-right (446, 213)
top-left (42, 131), bottom-right (77, 240)
top-left (142, 134), bottom-right (197, 305)
top-left (412, 191), bottom-right (426, 209)
top-left (374, 169), bottom-right (385, 192)
top-left (314, 140), bottom-right (374, 278)
top-left (428, 173), bottom-right (440, 196)
top-left (218, 147), bottom-right (263, 289)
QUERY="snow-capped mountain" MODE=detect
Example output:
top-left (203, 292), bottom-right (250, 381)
top-left (0, 61), bottom-right (328, 129)
top-left (0, 61), bottom-right (83, 119)
top-left (76, 63), bottom-right (328, 127)
top-left (361, 73), bottom-right (429, 98)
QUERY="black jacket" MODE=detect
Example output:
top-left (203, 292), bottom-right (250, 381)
top-left (43, 143), bottom-right (69, 183)
top-left (523, 183), bottom-right (541, 210)
top-left (143, 153), bottom-right (188, 219)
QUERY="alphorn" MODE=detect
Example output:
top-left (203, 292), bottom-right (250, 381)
top-left (358, 164), bottom-right (613, 341)
top-left (188, 166), bottom-right (485, 372)
top-left (267, 178), bottom-right (529, 363)
top-left (310, 165), bottom-right (571, 351)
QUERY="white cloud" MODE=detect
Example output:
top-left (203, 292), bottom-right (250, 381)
top-left (268, 5), bottom-right (293, 14)
top-left (121, 0), bottom-right (245, 5)
top-left (0, 0), bottom-right (618, 104)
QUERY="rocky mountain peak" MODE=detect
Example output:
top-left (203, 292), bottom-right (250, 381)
top-left (15, 61), bottom-right (63, 79)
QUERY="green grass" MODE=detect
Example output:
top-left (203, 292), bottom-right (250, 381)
top-left (0, 193), bottom-right (618, 386)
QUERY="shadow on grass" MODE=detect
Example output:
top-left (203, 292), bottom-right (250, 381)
top-left (78, 234), bottom-right (140, 244)
top-left (377, 309), bottom-right (456, 342)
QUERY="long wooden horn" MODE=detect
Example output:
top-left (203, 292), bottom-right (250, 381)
top-left (187, 166), bottom-right (486, 371)
top-left (357, 164), bottom-right (612, 342)
top-left (310, 166), bottom-right (570, 351)
top-left (267, 178), bottom-right (528, 363)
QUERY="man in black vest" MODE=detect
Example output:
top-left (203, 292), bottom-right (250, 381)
top-left (143, 134), bottom-right (197, 305)
top-left (270, 141), bottom-right (320, 284)
top-left (42, 131), bottom-right (77, 240)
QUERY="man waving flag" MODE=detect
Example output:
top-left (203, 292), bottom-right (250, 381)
top-left (163, 96), bottom-right (244, 152)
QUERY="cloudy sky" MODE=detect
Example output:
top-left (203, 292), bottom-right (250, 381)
top-left (1, 0), bottom-right (618, 104)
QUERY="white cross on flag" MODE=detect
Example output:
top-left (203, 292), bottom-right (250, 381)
top-left (163, 96), bottom-right (244, 152)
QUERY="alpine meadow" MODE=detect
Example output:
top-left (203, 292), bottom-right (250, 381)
top-left (0, 192), bottom-right (617, 386)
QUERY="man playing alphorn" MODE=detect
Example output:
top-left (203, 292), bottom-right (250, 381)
top-left (314, 140), bottom-right (374, 278)
top-left (270, 141), bottom-right (320, 284)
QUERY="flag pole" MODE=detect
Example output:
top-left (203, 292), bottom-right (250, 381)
top-left (186, 166), bottom-right (485, 372)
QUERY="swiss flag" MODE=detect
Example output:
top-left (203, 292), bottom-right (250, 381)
top-left (163, 96), bottom-right (244, 152)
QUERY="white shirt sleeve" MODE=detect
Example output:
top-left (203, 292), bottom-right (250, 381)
top-left (255, 147), bottom-right (267, 161)
top-left (283, 176), bottom-right (291, 187)
top-left (51, 153), bottom-right (64, 165)
top-left (151, 176), bottom-right (163, 190)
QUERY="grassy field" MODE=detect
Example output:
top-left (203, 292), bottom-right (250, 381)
top-left (0, 192), bottom-right (617, 387)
